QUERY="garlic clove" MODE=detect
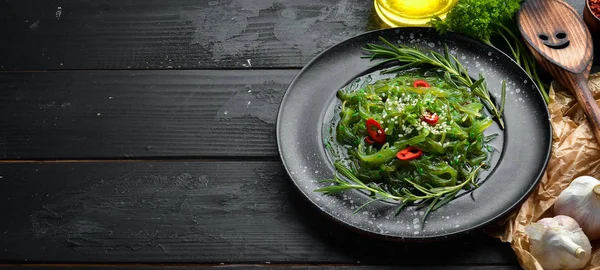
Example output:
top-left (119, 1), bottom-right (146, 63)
top-left (554, 176), bottom-right (600, 240)
top-left (526, 215), bottom-right (591, 270)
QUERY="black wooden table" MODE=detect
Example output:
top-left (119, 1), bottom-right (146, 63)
top-left (0, 0), bottom-right (592, 269)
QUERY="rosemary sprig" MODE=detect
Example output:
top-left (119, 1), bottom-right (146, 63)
top-left (362, 36), bottom-right (506, 129)
top-left (316, 162), bottom-right (485, 223)
top-left (493, 22), bottom-right (549, 104)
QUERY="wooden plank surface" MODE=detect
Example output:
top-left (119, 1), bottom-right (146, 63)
top-left (0, 265), bottom-right (521, 270)
top-left (0, 161), bottom-right (517, 265)
top-left (0, 0), bottom-right (376, 70)
top-left (0, 0), bottom-right (584, 70)
top-left (0, 265), bottom-right (521, 269)
top-left (0, 70), bottom-right (295, 159)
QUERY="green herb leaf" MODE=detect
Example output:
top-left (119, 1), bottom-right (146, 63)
top-left (500, 80), bottom-right (507, 116)
top-left (393, 201), bottom-right (409, 216)
top-left (353, 198), bottom-right (382, 214)
top-left (469, 78), bottom-right (485, 91)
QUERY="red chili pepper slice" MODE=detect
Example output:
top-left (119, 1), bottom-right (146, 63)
top-left (422, 111), bottom-right (439, 125)
top-left (365, 118), bottom-right (386, 144)
top-left (396, 146), bottom-right (423, 161)
top-left (413, 79), bottom-right (430, 88)
top-left (364, 136), bottom-right (375, 145)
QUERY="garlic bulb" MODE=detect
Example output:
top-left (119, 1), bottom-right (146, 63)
top-left (525, 215), bottom-right (591, 270)
top-left (554, 175), bottom-right (600, 240)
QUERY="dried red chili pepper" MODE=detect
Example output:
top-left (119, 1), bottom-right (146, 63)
top-left (590, 0), bottom-right (600, 18)
top-left (412, 79), bottom-right (430, 88)
top-left (365, 118), bottom-right (386, 144)
top-left (422, 111), bottom-right (439, 125)
top-left (396, 146), bottom-right (423, 161)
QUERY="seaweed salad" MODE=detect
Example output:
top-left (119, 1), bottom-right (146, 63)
top-left (316, 37), bottom-right (506, 221)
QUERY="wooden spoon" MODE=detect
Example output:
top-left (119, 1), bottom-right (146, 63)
top-left (517, 0), bottom-right (599, 144)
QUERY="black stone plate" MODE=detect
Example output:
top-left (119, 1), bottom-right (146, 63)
top-left (276, 27), bottom-right (551, 242)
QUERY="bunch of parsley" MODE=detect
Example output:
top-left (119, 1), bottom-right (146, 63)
top-left (429, 0), bottom-right (549, 103)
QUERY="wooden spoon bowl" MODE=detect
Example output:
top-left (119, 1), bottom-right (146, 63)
top-left (518, 0), bottom-right (600, 145)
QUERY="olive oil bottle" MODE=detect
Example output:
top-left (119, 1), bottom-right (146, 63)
top-left (374, 0), bottom-right (458, 27)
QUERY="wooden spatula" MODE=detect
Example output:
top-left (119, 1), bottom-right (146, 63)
top-left (517, 0), bottom-right (599, 144)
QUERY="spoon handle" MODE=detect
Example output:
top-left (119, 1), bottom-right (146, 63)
top-left (565, 73), bottom-right (600, 144)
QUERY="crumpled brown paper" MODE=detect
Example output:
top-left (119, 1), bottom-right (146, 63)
top-left (486, 72), bottom-right (600, 270)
